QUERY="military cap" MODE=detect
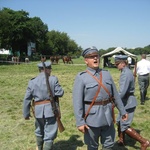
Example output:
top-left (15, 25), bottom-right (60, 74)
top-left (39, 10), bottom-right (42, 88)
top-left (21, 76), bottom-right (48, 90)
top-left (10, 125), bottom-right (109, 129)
top-left (82, 46), bottom-right (98, 57)
top-left (115, 55), bottom-right (128, 62)
top-left (37, 61), bottom-right (52, 69)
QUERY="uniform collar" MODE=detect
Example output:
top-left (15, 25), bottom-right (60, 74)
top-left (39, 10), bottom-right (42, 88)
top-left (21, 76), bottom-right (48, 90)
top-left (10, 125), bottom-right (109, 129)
top-left (87, 67), bottom-right (101, 75)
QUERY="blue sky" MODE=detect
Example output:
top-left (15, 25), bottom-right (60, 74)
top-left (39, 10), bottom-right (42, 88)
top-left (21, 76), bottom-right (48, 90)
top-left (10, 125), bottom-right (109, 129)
top-left (1, 0), bottom-right (150, 50)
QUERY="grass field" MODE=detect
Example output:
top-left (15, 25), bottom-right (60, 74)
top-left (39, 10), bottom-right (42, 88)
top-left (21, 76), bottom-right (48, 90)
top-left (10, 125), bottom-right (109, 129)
top-left (0, 57), bottom-right (150, 150)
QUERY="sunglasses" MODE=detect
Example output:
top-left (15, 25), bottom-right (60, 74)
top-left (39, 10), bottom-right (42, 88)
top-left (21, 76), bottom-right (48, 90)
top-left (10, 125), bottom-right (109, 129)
top-left (85, 55), bottom-right (99, 59)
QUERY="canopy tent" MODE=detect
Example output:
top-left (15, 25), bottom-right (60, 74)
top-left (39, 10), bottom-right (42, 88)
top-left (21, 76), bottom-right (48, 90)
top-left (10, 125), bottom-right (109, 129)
top-left (0, 49), bottom-right (11, 55)
top-left (101, 47), bottom-right (137, 68)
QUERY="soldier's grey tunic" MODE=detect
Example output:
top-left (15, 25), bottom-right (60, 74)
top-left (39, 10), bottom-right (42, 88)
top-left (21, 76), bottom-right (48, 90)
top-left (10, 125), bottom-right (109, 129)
top-left (73, 67), bottom-right (127, 149)
top-left (23, 72), bottom-right (64, 142)
top-left (116, 66), bottom-right (137, 132)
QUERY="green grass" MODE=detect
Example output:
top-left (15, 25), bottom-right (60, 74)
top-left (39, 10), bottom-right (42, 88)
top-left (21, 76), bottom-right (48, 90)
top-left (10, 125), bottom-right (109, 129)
top-left (0, 58), bottom-right (150, 150)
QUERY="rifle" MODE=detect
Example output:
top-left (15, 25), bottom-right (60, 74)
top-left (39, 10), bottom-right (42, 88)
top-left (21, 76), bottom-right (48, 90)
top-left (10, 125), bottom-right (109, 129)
top-left (42, 61), bottom-right (65, 133)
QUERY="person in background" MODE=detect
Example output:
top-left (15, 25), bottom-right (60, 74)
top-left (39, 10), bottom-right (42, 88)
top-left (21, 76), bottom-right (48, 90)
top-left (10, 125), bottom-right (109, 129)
top-left (23, 61), bottom-right (64, 150)
top-left (72, 47), bottom-right (128, 150)
top-left (134, 54), bottom-right (150, 105)
top-left (25, 56), bottom-right (29, 63)
top-left (127, 56), bottom-right (132, 69)
top-left (115, 55), bottom-right (150, 150)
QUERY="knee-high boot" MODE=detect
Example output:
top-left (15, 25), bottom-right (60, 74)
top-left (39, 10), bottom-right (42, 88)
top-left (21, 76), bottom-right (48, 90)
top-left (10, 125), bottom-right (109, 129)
top-left (117, 123), bottom-right (125, 146)
top-left (140, 91), bottom-right (145, 105)
top-left (36, 136), bottom-right (44, 150)
top-left (144, 90), bottom-right (147, 100)
top-left (125, 128), bottom-right (150, 150)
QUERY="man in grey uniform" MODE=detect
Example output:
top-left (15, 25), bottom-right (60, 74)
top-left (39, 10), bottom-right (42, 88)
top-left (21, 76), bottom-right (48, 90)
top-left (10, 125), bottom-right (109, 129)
top-left (115, 55), bottom-right (150, 150)
top-left (23, 61), bottom-right (64, 150)
top-left (72, 47), bottom-right (128, 150)
top-left (134, 54), bottom-right (150, 105)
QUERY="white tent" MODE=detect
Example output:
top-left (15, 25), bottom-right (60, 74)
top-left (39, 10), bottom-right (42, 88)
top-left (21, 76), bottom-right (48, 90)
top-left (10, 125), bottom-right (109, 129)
top-left (0, 49), bottom-right (11, 55)
top-left (101, 47), bottom-right (137, 68)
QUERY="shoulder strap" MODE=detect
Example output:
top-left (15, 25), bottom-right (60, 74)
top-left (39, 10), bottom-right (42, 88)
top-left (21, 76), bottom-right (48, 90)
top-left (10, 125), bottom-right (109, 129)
top-left (84, 71), bottom-right (102, 120)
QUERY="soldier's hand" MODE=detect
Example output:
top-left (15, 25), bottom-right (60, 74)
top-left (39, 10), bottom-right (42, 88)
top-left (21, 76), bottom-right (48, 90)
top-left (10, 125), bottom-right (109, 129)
top-left (77, 125), bottom-right (89, 133)
top-left (122, 113), bottom-right (128, 121)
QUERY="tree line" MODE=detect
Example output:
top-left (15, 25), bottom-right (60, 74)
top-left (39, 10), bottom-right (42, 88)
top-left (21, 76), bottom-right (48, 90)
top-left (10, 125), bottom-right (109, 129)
top-left (0, 8), bottom-right (82, 60)
top-left (0, 8), bottom-right (150, 61)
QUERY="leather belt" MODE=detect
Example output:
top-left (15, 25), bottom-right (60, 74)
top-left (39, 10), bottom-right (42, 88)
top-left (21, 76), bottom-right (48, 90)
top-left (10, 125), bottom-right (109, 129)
top-left (34, 100), bottom-right (51, 106)
top-left (139, 73), bottom-right (149, 76)
top-left (84, 99), bottom-right (111, 105)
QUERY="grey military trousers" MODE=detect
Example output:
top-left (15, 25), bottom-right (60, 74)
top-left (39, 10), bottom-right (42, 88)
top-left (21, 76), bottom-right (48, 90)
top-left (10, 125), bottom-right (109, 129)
top-left (138, 74), bottom-right (149, 92)
top-left (116, 107), bottom-right (135, 132)
top-left (35, 116), bottom-right (58, 142)
top-left (84, 123), bottom-right (115, 150)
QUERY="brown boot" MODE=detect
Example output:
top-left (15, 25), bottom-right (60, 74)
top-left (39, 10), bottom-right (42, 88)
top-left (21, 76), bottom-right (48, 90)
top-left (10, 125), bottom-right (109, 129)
top-left (125, 128), bottom-right (150, 150)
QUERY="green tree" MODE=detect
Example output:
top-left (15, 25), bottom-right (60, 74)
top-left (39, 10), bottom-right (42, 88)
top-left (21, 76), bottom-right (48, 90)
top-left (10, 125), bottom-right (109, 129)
top-left (0, 8), bottom-right (85, 58)
top-left (45, 30), bottom-right (81, 56)
top-left (143, 45), bottom-right (150, 54)
top-left (0, 8), bottom-right (48, 56)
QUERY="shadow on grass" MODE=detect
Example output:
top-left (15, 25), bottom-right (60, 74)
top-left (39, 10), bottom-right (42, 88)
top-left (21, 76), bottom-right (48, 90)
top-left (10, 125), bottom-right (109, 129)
top-left (53, 129), bottom-right (142, 150)
top-left (53, 134), bottom-right (84, 150)
top-left (113, 129), bottom-right (141, 150)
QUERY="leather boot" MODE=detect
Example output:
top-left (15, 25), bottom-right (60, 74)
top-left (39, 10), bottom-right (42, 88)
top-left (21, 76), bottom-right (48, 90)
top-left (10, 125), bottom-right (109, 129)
top-left (36, 136), bottom-right (44, 150)
top-left (43, 141), bottom-right (53, 150)
top-left (117, 122), bottom-right (125, 146)
top-left (140, 91), bottom-right (145, 105)
top-left (125, 128), bottom-right (150, 150)
top-left (144, 90), bottom-right (147, 100)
